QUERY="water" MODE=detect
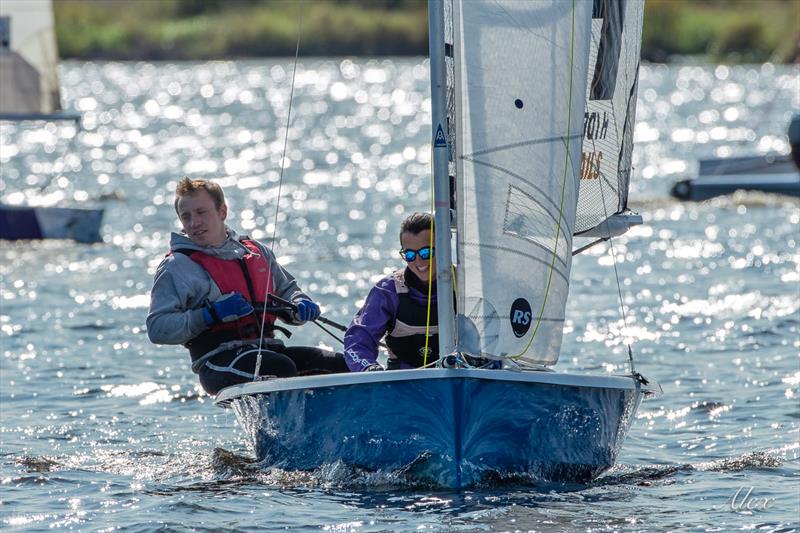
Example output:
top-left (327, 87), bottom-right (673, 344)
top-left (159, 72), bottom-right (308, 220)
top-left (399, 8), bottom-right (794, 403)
top-left (1, 59), bottom-right (798, 531)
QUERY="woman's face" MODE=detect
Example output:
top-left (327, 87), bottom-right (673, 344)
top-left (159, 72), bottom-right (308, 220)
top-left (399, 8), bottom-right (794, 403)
top-left (400, 229), bottom-right (436, 284)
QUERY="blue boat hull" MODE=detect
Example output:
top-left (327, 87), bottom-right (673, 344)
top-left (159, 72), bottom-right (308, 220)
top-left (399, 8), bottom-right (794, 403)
top-left (216, 370), bottom-right (649, 487)
top-left (0, 204), bottom-right (104, 242)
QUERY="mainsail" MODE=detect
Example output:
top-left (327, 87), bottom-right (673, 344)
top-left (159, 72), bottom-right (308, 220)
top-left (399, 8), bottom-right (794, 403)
top-left (447, 0), bottom-right (594, 365)
top-left (576, 0), bottom-right (644, 236)
top-left (0, 0), bottom-right (63, 115)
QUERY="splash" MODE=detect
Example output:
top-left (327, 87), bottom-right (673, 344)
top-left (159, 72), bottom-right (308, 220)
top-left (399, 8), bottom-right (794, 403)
top-left (598, 450), bottom-right (785, 487)
top-left (16, 456), bottom-right (59, 473)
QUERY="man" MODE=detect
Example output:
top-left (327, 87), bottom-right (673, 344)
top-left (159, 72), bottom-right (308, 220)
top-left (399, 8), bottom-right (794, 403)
top-left (343, 212), bottom-right (439, 371)
top-left (147, 177), bottom-right (347, 394)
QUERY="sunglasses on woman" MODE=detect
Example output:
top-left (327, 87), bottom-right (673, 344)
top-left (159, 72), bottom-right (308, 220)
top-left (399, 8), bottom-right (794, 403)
top-left (399, 246), bottom-right (434, 262)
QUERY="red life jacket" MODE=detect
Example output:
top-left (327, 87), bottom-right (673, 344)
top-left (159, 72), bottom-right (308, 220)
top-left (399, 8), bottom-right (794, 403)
top-left (174, 239), bottom-right (280, 360)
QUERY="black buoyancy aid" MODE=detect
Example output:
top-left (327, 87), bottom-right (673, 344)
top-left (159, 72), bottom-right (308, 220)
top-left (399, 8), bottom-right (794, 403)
top-left (176, 239), bottom-right (279, 361)
top-left (385, 269), bottom-right (439, 368)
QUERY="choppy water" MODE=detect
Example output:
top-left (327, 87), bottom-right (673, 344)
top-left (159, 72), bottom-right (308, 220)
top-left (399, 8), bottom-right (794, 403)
top-left (1, 59), bottom-right (798, 531)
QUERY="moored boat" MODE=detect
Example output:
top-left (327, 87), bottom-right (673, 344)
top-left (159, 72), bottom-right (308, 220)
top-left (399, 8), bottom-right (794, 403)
top-left (0, 203), bottom-right (103, 243)
top-left (671, 153), bottom-right (800, 201)
top-left (0, 1), bottom-right (100, 242)
top-left (0, 0), bottom-right (80, 123)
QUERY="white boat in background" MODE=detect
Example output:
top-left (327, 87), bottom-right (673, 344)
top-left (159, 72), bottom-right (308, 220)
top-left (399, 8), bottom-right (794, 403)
top-left (671, 153), bottom-right (800, 201)
top-left (0, 0), bottom-right (79, 122)
top-left (215, 0), bottom-right (659, 488)
top-left (671, 114), bottom-right (800, 201)
top-left (0, 0), bottom-right (102, 243)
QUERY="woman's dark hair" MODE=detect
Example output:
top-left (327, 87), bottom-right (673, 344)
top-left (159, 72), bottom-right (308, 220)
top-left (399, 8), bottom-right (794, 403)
top-left (399, 212), bottom-right (434, 241)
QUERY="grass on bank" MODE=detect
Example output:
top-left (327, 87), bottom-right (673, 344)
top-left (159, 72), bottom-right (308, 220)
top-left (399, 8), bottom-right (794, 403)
top-left (642, 0), bottom-right (799, 63)
top-left (54, 0), bottom-right (428, 60)
top-left (54, 0), bottom-right (799, 62)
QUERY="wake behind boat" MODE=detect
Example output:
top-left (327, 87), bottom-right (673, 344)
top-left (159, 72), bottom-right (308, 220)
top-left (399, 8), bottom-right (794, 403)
top-left (215, 0), bottom-right (659, 488)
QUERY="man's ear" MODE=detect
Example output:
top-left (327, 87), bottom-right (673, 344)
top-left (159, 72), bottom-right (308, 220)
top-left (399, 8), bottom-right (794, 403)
top-left (220, 203), bottom-right (228, 221)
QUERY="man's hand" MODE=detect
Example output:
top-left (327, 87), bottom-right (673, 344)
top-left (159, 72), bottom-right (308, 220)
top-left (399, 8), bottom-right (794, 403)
top-left (203, 292), bottom-right (254, 326)
top-left (363, 364), bottom-right (384, 372)
top-left (294, 299), bottom-right (321, 322)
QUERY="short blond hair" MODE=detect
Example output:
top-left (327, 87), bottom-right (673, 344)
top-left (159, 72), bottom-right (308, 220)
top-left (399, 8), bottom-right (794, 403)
top-left (174, 177), bottom-right (225, 213)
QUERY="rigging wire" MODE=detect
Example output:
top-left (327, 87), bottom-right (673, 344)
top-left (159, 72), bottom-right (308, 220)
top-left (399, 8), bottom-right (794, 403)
top-left (594, 147), bottom-right (637, 375)
top-left (254, 9), bottom-right (304, 381)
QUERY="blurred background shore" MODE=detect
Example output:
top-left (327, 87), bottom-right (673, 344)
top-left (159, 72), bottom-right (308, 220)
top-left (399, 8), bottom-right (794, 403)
top-left (54, 0), bottom-right (799, 62)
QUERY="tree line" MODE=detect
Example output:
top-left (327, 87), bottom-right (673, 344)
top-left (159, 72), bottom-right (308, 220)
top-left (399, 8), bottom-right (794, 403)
top-left (53, 0), bottom-right (798, 63)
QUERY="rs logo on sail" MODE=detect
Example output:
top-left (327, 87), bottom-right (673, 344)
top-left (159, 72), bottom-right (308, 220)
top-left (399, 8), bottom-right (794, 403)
top-left (510, 298), bottom-right (532, 337)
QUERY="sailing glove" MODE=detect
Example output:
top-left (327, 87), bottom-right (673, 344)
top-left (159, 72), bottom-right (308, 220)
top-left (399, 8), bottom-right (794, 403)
top-left (202, 292), bottom-right (254, 326)
top-left (294, 299), bottom-right (320, 322)
top-left (363, 364), bottom-right (384, 372)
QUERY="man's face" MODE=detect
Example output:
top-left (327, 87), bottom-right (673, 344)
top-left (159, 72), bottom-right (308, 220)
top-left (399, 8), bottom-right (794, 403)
top-left (400, 229), bottom-right (436, 284)
top-left (176, 190), bottom-right (228, 247)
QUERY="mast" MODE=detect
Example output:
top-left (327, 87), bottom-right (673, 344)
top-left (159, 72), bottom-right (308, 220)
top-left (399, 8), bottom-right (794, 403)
top-left (428, 0), bottom-right (456, 357)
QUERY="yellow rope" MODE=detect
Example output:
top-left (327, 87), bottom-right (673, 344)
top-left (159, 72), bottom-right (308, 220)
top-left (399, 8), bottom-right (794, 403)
top-left (451, 264), bottom-right (457, 299)
top-left (511, 0), bottom-right (576, 359)
top-left (422, 215), bottom-right (434, 366)
top-left (423, 149), bottom-right (436, 367)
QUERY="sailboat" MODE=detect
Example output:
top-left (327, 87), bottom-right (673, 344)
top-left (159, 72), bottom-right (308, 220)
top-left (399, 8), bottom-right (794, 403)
top-left (215, 0), bottom-right (659, 487)
top-left (0, 0), bottom-right (79, 122)
top-left (0, 0), bottom-right (103, 243)
top-left (671, 101), bottom-right (800, 201)
top-left (670, 153), bottom-right (799, 201)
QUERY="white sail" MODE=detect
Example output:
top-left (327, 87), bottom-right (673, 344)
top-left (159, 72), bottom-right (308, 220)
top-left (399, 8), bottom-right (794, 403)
top-left (0, 0), bottom-right (62, 114)
top-left (450, 0), bottom-right (593, 365)
top-left (576, 0), bottom-right (644, 235)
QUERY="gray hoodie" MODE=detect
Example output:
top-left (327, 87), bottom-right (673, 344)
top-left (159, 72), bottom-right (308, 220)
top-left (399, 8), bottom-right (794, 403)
top-left (146, 228), bottom-right (308, 346)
